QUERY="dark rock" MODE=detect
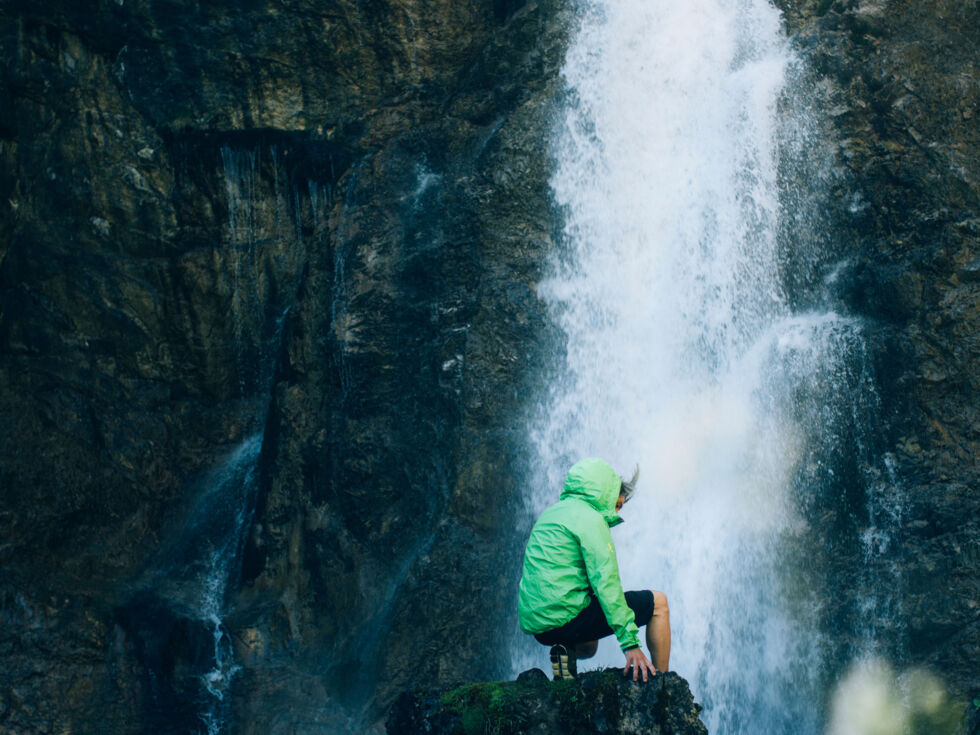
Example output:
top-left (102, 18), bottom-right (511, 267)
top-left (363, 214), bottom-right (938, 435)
top-left (387, 670), bottom-right (707, 735)
top-left (517, 667), bottom-right (549, 683)
top-left (958, 699), bottom-right (980, 735)
top-left (773, 0), bottom-right (980, 702)
top-left (959, 259), bottom-right (980, 284)
top-left (0, 0), bottom-right (569, 731)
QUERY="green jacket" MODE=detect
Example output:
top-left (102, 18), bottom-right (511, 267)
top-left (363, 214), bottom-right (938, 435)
top-left (517, 457), bottom-right (641, 651)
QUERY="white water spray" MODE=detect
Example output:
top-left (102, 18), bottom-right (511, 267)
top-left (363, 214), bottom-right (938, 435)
top-left (193, 434), bottom-right (261, 735)
top-left (522, 1), bottom-right (882, 733)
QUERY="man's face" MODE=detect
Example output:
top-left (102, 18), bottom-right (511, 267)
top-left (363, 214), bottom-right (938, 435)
top-left (615, 493), bottom-right (625, 514)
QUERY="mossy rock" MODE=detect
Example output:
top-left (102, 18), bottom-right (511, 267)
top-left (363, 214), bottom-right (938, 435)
top-left (387, 669), bottom-right (707, 734)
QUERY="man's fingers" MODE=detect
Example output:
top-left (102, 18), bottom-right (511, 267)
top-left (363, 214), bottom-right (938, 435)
top-left (624, 651), bottom-right (657, 683)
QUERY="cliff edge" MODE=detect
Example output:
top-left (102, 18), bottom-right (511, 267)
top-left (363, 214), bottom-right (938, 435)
top-left (387, 669), bottom-right (708, 735)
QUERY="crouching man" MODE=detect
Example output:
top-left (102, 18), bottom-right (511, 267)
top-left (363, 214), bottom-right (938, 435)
top-left (518, 457), bottom-right (670, 681)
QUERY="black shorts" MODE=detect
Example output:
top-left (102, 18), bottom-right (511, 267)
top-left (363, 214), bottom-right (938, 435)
top-left (533, 590), bottom-right (655, 647)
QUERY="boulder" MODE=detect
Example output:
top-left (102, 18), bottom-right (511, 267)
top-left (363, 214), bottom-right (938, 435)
top-left (387, 670), bottom-right (708, 735)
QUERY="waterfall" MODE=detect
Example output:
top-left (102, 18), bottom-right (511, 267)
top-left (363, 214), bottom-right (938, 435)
top-left (161, 145), bottom-right (286, 734)
top-left (187, 435), bottom-right (262, 735)
top-left (221, 145), bottom-right (264, 399)
top-left (523, 1), bottom-right (894, 733)
top-left (130, 433), bottom-right (262, 735)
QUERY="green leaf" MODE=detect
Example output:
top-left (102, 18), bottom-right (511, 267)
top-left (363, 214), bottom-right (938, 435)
top-left (973, 698), bottom-right (980, 708)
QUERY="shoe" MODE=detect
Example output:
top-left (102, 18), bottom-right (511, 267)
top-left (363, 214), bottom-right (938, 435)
top-left (549, 644), bottom-right (577, 680)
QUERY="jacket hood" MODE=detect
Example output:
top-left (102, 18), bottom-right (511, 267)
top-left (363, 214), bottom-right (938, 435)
top-left (559, 457), bottom-right (623, 527)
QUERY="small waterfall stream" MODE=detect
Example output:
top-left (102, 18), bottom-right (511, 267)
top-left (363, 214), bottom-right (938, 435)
top-left (122, 144), bottom-right (304, 734)
top-left (184, 434), bottom-right (263, 735)
top-left (523, 1), bottom-right (898, 733)
top-left (186, 146), bottom-right (285, 735)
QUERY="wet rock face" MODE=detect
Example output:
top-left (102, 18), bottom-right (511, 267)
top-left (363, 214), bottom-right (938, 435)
top-left (388, 670), bottom-right (708, 735)
top-left (0, 0), bottom-right (568, 732)
top-left (773, 0), bottom-right (980, 698)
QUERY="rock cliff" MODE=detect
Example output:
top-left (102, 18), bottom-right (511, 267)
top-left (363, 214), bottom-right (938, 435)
top-left (387, 670), bottom-right (708, 735)
top-left (772, 0), bottom-right (980, 698)
top-left (1, 0), bottom-right (569, 731)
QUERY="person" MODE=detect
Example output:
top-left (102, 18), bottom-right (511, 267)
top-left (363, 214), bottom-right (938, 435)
top-left (517, 457), bottom-right (670, 682)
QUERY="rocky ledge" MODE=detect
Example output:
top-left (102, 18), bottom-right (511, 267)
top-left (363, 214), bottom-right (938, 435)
top-left (387, 669), bottom-right (707, 735)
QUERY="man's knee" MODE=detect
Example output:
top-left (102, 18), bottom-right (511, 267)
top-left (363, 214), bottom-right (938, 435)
top-left (651, 590), bottom-right (669, 618)
top-left (575, 640), bottom-right (598, 659)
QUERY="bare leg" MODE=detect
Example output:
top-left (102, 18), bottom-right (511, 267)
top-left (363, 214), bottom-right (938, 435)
top-left (648, 590), bottom-right (671, 673)
top-left (574, 640), bottom-right (598, 659)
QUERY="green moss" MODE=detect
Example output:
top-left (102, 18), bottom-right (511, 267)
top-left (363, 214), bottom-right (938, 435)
top-left (437, 677), bottom-right (598, 735)
top-left (438, 681), bottom-right (528, 734)
top-left (433, 673), bottom-right (636, 734)
top-left (909, 699), bottom-right (966, 735)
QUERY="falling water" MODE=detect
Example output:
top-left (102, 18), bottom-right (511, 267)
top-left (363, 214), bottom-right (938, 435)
top-left (141, 433), bottom-right (262, 735)
top-left (523, 1), bottom-right (894, 733)
top-left (221, 146), bottom-right (265, 399)
top-left (173, 147), bottom-right (274, 735)
top-left (190, 435), bottom-right (262, 735)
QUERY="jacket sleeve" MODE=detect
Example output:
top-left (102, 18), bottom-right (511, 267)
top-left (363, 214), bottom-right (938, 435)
top-left (577, 516), bottom-right (642, 651)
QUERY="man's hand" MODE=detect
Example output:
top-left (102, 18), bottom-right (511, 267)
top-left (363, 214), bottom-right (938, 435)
top-left (623, 647), bottom-right (657, 682)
